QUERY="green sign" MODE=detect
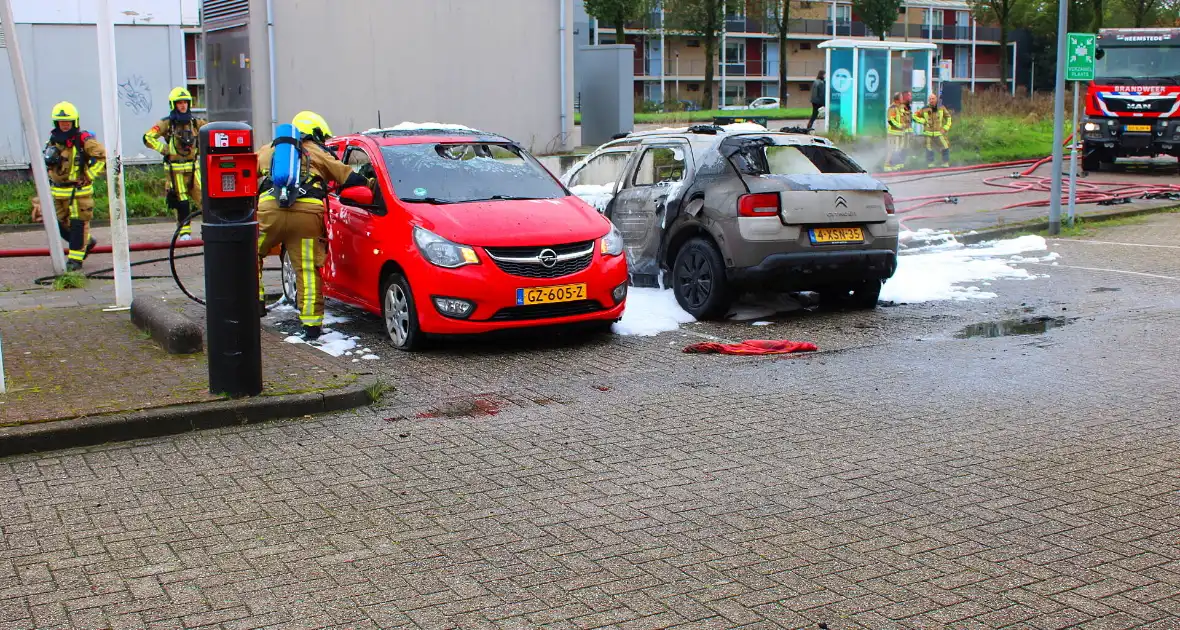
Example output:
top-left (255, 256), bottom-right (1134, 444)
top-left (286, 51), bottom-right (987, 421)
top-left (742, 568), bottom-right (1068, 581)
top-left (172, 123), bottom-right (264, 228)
top-left (1066, 33), bottom-right (1096, 82)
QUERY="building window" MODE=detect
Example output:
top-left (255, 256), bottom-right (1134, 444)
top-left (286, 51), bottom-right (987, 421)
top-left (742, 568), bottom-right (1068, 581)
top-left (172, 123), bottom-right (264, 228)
top-left (688, 84), bottom-right (701, 92)
top-left (687, 39), bottom-right (700, 48)
top-left (724, 83), bottom-right (746, 107)
top-left (184, 32), bottom-right (204, 81)
top-left (725, 41), bottom-right (746, 64)
top-left (836, 5), bottom-right (851, 23)
top-left (800, 42), bottom-right (812, 50)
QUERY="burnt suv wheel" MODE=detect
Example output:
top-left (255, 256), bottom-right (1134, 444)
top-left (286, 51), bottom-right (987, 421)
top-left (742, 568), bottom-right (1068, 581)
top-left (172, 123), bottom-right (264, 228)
top-left (672, 237), bottom-right (733, 320)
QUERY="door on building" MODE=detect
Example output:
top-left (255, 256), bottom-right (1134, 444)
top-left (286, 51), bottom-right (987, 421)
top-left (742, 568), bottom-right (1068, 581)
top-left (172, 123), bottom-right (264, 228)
top-left (764, 41), bottom-right (780, 78)
top-left (646, 39), bottom-right (663, 77)
top-left (955, 46), bottom-right (970, 79)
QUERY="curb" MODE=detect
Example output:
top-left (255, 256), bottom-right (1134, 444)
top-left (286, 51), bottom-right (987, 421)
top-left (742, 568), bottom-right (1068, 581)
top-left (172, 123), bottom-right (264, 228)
top-left (954, 203), bottom-right (1180, 245)
top-left (0, 376), bottom-right (377, 458)
top-left (131, 296), bottom-right (203, 354)
top-left (0, 216), bottom-right (177, 234)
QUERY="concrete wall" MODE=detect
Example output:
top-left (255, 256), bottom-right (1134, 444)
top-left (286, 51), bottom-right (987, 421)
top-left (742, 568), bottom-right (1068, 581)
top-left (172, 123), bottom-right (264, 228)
top-left (247, 0), bottom-right (576, 154)
top-left (0, 23), bottom-right (188, 168)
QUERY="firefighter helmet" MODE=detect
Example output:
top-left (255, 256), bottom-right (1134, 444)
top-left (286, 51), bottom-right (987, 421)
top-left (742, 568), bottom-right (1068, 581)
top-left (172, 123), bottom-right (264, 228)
top-left (293, 111), bottom-right (332, 141)
top-left (51, 101), bottom-right (80, 126)
top-left (169, 87), bottom-right (193, 110)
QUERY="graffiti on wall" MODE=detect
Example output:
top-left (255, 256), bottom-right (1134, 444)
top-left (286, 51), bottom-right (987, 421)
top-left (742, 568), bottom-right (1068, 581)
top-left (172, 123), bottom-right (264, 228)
top-left (118, 76), bottom-right (153, 116)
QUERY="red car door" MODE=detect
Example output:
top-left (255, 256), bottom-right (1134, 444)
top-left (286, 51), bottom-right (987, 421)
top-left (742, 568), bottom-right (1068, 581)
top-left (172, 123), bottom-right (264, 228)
top-left (326, 143), bottom-right (384, 311)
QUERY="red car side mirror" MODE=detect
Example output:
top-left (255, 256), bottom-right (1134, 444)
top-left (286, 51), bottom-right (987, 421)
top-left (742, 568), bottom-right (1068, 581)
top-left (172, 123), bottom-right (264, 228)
top-left (340, 185), bottom-right (374, 206)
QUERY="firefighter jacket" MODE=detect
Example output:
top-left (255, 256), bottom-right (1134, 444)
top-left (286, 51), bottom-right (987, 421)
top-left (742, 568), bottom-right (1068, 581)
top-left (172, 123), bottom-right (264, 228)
top-left (256, 139), bottom-right (356, 213)
top-left (887, 103), bottom-right (912, 136)
top-left (45, 131), bottom-right (107, 196)
top-left (143, 116), bottom-right (206, 163)
top-left (915, 106), bottom-right (953, 136)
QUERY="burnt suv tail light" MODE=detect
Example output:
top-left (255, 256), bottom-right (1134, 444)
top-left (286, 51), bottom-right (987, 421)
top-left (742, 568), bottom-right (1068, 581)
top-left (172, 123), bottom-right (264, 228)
top-left (884, 191), bottom-right (896, 215)
top-left (738, 193), bottom-right (780, 217)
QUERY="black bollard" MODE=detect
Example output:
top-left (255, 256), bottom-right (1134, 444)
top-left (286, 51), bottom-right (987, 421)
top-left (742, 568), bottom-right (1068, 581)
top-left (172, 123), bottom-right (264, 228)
top-left (199, 122), bottom-right (262, 396)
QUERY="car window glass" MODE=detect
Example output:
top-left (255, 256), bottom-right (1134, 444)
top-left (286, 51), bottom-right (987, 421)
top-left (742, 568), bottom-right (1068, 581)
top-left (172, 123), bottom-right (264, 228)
top-left (734, 144), bottom-right (865, 175)
top-left (633, 146), bottom-right (686, 186)
top-left (381, 142), bottom-right (565, 204)
top-left (569, 152), bottom-right (630, 188)
top-left (345, 147), bottom-right (376, 180)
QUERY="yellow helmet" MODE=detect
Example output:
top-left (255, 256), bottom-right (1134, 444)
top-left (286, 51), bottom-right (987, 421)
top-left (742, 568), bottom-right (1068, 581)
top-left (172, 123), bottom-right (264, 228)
top-left (169, 87), bottom-right (193, 110)
top-left (51, 101), bottom-right (80, 126)
top-left (293, 110), bottom-right (332, 141)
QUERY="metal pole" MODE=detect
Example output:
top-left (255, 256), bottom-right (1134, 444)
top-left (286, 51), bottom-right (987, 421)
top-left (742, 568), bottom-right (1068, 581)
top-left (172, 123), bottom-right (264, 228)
top-left (95, 0), bottom-right (133, 307)
top-left (660, 7), bottom-right (666, 105)
top-left (0, 0), bottom-right (67, 274)
top-left (675, 53), bottom-right (680, 101)
top-left (831, 0), bottom-right (837, 37)
top-left (1011, 40), bottom-right (1018, 96)
top-left (721, 0), bottom-right (727, 108)
top-left (1067, 81), bottom-right (1080, 225)
top-left (970, 16), bottom-right (977, 92)
top-left (1048, 1), bottom-right (1068, 235)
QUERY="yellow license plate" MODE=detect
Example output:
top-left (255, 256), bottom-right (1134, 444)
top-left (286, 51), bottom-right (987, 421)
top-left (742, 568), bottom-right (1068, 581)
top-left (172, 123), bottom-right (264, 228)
top-left (1126, 124), bottom-right (1152, 132)
top-left (810, 227), bottom-right (865, 244)
top-left (516, 283), bottom-right (587, 306)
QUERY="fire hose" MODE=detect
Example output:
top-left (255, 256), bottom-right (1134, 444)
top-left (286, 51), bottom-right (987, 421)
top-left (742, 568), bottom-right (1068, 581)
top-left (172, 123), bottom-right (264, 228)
top-left (22, 211), bottom-right (282, 305)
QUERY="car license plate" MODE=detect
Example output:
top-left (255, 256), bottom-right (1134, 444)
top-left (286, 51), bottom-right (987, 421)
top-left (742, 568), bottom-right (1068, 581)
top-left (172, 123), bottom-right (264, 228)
top-left (1126, 124), bottom-right (1152, 132)
top-left (810, 227), bottom-right (865, 244)
top-left (516, 283), bottom-right (587, 306)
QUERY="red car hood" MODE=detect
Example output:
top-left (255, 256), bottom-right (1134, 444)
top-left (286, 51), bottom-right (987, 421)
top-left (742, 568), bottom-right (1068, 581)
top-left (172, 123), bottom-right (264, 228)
top-left (411, 196), bottom-right (611, 247)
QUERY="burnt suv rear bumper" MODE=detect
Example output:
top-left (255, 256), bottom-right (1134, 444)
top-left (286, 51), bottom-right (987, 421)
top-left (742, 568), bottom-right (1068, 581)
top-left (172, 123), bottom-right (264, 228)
top-left (727, 249), bottom-right (898, 289)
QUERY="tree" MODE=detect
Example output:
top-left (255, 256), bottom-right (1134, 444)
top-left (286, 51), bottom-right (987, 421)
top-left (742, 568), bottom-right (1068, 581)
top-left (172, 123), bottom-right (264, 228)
top-left (748, 0), bottom-right (794, 104)
top-left (971, 0), bottom-right (1026, 91)
top-left (1091, 0), bottom-right (1104, 30)
top-left (852, 0), bottom-right (904, 40)
top-left (1120, 0), bottom-right (1163, 25)
top-left (585, 0), bottom-right (647, 44)
top-left (664, 0), bottom-right (726, 109)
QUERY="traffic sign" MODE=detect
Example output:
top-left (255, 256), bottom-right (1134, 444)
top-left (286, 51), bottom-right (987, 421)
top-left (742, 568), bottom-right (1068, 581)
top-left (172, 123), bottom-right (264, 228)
top-left (1066, 33), bottom-right (1096, 82)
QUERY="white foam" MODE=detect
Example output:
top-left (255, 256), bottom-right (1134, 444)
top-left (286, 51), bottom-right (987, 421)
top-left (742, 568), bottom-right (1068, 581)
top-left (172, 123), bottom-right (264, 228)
top-left (361, 354), bottom-right (380, 360)
top-left (883, 235), bottom-right (1051, 303)
top-left (612, 288), bottom-right (696, 336)
top-left (568, 184), bottom-right (615, 213)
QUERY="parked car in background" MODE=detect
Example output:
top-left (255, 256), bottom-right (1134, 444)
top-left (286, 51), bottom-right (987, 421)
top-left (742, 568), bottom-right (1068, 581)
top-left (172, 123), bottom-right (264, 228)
top-left (749, 96), bottom-right (782, 109)
top-left (562, 124), bottom-right (898, 319)
top-left (283, 126), bottom-right (629, 350)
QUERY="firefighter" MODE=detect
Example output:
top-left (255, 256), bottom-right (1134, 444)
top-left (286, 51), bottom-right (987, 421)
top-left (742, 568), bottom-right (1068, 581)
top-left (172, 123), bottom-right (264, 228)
top-left (914, 93), bottom-right (953, 168)
top-left (884, 92), bottom-right (912, 172)
top-left (44, 101), bottom-right (106, 272)
top-left (256, 111), bottom-right (368, 341)
top-left (143, 87), bottom-right (206, 240)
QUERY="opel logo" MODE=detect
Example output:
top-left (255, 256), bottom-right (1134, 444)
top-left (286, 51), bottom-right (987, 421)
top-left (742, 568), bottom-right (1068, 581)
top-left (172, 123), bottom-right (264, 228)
top-left (538, 249), bottom-right (558, 268)
top-left (835, 196), bottom-right (848, 208)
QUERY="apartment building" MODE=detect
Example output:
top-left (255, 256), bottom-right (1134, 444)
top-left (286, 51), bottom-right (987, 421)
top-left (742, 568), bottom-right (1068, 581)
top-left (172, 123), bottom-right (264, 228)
top-left (594, 1), bottom-right (1010, 107)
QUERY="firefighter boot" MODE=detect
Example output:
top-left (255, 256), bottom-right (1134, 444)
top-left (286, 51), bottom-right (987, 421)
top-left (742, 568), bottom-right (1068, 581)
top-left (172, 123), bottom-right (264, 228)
top-left (258, 299), bottom-right (268, 318)
top-left (926, 149), bottom-right (936, 168)
top-left (176, 199), bottom-right (193, 241)
top-left (941, 148), bottom-right (951, 168)
top-left (84, 236), bottom-right (98, 259)
top-left (66, 219), bottom-right (87, 270)
top-left (301, 325), bottom-right (323, 341)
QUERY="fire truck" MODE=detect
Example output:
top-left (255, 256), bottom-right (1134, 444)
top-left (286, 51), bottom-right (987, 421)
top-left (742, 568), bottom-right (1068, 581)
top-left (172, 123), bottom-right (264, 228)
top-left (1081, 28), bottom-right (1180, 171)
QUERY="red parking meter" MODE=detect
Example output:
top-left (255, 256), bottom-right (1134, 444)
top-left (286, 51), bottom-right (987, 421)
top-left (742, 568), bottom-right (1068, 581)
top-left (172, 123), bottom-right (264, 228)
top-left (200, 122), bottom-right (262, 397)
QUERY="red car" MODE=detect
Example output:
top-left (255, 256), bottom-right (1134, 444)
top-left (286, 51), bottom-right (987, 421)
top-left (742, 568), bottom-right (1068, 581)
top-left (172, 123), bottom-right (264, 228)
top-left (279, 126), bottom-right (629, 351)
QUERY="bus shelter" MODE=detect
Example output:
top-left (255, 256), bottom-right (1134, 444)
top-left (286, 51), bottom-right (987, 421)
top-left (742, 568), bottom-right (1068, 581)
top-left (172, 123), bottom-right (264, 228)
top-left (818, 40), bottom-right (938, 136)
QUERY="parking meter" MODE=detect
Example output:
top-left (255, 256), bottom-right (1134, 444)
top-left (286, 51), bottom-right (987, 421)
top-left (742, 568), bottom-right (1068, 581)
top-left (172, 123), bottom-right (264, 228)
top-left (199, 122), bottom-right (262, 397)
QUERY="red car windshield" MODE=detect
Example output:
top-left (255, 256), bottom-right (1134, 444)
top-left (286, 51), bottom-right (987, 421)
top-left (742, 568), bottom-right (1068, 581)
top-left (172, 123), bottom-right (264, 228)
top-left (382, 142), bottom-right (566, 204)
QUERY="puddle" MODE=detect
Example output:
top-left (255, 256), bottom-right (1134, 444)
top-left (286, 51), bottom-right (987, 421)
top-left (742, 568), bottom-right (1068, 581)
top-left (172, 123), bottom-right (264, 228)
top-left (1090, 287), bottom-right (1121, 293)
top-left (955, 316), bottom-right (1071, 339)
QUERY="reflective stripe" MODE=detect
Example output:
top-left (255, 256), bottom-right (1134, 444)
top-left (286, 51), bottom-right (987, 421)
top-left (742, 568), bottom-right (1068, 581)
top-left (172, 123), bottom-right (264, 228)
top-left (168, 161), bottom-right (196, 172)
top-left (69, 199), bottom-right (79, 220)
top-left (51, 186), bottom-right (93, 198)
top-left (257, 235), bottom-right (268, 300)
top-left (300, 238), bottom-right (316, 324)
top-left (68, 250), bottom-right (85, 261)
top-left (87, 160), bottom-right (104, 180)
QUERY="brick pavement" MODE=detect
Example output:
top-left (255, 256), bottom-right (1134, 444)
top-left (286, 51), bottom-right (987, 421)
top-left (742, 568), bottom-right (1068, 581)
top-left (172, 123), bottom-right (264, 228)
top-left (0, 219), bottom-right (1179, 627)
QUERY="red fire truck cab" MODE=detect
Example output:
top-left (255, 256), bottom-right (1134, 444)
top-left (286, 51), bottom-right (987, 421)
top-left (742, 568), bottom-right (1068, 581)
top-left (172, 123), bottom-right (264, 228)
top-left (1081, 28), bottom-right (1180, 171)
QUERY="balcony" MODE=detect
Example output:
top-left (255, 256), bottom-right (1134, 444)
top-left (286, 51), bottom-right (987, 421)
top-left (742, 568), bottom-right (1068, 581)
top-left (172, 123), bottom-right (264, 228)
top-left (603, 15), bottom-right (1003, 44)
top-left (642, 57), bottom-right (828, 81)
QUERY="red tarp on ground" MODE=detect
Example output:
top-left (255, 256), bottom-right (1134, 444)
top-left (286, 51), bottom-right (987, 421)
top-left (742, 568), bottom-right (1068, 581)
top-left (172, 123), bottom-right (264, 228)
top-left (683, 339), bottom-right (819, 355)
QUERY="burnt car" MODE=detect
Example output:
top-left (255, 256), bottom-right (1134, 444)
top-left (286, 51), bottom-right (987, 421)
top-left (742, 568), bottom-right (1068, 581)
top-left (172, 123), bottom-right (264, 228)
top-left (562, 124), bottom-right (899, 319)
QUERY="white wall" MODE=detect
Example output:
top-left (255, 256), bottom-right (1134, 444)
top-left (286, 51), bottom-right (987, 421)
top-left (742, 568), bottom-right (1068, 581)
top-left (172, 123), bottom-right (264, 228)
top-left (253, 0), bottom-right (576, 154)
top-left (9, 0), bottom-right (198, 26)
top-left (0, 23), bottom-right (187, 167)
